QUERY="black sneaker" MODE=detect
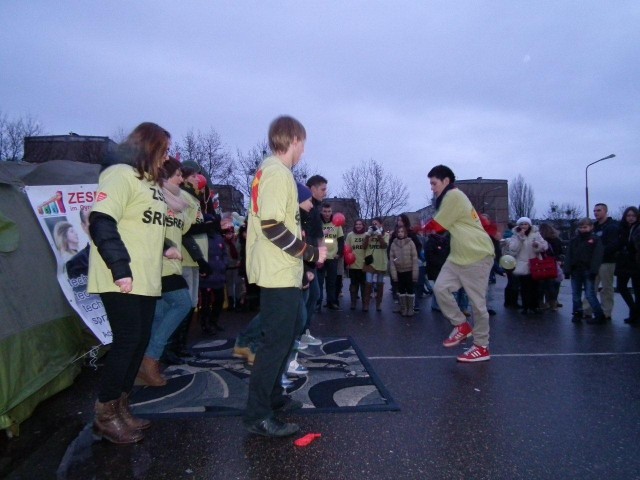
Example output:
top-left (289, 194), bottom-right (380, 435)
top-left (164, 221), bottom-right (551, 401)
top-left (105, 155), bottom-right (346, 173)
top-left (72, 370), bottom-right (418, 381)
top-left (272, 396), bottom-right (303, 413)
top-left (245, 418), bottom-right (300, 437)
top-left (327, 303), bottom-right (342, 311)
top-left (586, 315), bottom-right (607, 325)
top-left (571, 312), bottom-right (582, 323)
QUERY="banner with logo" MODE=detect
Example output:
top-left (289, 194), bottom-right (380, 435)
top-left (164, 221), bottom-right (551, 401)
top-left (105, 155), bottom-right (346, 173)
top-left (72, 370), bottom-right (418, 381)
top-left (25, 185), bottom-right (112, 345)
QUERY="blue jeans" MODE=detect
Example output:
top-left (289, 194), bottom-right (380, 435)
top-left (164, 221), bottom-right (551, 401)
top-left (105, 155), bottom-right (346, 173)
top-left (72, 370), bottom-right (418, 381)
top-left (146, 288), bottom-right (192, 360)
top-left (571, 270), bottom-right (604, 317)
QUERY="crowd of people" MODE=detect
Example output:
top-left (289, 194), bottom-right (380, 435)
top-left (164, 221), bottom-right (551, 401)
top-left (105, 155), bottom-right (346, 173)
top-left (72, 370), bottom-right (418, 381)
top-left (85, 118), bottom-right (640, 444)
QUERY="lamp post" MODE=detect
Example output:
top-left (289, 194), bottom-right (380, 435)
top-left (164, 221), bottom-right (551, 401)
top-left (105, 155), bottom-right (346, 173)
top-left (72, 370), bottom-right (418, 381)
top-left (585, 154), bottom-right (615, 215)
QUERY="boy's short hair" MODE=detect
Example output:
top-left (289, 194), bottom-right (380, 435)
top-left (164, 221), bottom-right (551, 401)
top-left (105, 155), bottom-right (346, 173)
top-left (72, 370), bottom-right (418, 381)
top-left (322, 203), bottom-right (332, 209)
top-left (306, 174), bottom-right (327, 188)
top-left (577, 217), bottom-right (593, 227)
top-left (268, 116), bottom-right (306, 154)
top-left (427, 165), bottom-right (456, 183)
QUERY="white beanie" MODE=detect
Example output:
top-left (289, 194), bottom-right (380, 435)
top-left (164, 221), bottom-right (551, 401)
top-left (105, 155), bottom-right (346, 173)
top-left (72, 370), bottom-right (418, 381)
top-left (516, 217), bottom-right (532, 225)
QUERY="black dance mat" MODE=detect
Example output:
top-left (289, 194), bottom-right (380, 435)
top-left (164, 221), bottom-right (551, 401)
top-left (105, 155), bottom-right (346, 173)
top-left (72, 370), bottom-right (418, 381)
top-left (128, 337), bottom-right (399, 418)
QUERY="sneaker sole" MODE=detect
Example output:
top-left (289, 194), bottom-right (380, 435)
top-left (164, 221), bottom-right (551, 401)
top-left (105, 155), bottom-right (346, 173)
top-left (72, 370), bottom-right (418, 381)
top-left (442, 332), bottom-right (471, 348)
top-left (457, 355), bottom-right (490, 363)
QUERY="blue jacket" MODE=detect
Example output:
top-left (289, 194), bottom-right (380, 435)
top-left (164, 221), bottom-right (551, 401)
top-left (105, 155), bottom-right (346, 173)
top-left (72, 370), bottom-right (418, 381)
top-left (199, 232), bottom-right (228, 289)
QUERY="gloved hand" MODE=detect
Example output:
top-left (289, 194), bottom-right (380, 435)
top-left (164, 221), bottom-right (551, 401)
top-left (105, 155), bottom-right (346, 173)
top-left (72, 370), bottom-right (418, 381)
top-left (197, 259), bottom-right (212, 276)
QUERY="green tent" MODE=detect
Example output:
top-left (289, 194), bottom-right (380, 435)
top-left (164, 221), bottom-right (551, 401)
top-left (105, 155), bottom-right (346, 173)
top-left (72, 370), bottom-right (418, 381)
top-left (0, 160), bottom-right (100, 435)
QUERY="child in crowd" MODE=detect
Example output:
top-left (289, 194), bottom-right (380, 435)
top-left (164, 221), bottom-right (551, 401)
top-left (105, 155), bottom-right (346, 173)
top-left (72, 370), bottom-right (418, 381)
top-left (389, 225), bottom-right (418, 316)
top-left (563, 217), bottom-right (605, 324)
top-left (199, 214), bottom-right (229, 334)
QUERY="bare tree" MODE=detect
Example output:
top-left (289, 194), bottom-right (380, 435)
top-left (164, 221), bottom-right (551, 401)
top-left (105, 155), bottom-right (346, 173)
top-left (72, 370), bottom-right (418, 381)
top-left (509, 174), bottom-right (535, 219)
top-left (174, 128), bottom-right (234, 184)
top-left (544, 202), bottom-right (583, 220)
top-left (233, 140), bottom-right (270, 201)
top-left (111, 127), bottom-right (128, 144)
top-left (0, 111), bottom-right (43, 161)
top-left (340, 158), bottom-right (408, 220)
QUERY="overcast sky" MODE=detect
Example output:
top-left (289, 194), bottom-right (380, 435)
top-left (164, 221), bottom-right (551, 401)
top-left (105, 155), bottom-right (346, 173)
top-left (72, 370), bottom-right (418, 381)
top-left (2, 1), bottom-right (638, 218)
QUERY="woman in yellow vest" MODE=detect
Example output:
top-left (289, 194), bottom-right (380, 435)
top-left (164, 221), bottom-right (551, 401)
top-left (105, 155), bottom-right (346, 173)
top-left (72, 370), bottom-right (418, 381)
top-left (88, 122), bottom-right (179, 444)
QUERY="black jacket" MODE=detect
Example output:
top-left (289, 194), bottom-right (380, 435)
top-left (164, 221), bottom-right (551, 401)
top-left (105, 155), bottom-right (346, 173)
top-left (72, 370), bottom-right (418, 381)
top-left (593, 217), bottom-right (620, 263)
top-left (563, 232), bottom-right (603, 277)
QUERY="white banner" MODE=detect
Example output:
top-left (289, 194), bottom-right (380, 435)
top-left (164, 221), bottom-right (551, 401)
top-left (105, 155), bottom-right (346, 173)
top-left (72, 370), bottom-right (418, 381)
top-left (25, 185), bottom-right (112, 345)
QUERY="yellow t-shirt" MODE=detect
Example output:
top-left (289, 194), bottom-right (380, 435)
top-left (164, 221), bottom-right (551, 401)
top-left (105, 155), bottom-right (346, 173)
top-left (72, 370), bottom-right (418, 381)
top-left (162, 190), bottom-right (198, 277)
top-left (346, 231), bottom-right (367, 269)
top-left (434, 189), bottom-right (494, 266)
top-left (180, 192), bottom-right (208, 267)
top-left (246, 156), bottom-right (302, 288)
top-left (323, 221), bottom-right (344, 259)
top-left (88, 164), bottom-right (166, 296)
top-left (365, 232), bottom-right (389, 272)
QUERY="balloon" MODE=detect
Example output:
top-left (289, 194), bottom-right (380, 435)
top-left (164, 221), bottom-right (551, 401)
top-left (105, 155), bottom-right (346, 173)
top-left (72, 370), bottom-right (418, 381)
top-left (344, 252), bottom-right (356, 266)
top-left (196, 174), bottom-right (207, 191)
top-left (332, 212), bottom-right (345, 227)
top-left (343, 244), bottom-right (353, 255)
top-left (499, 254), bottom-right (516, 270)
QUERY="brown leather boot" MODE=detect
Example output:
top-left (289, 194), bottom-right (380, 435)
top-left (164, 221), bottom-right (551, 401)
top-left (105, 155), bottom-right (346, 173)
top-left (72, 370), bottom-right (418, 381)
top-left (135, 356), bottom-right (167, 387)
top-left (118, 393), bottom-right (151, 430)
top-left (93, 399), bottom-right (144, 444)
top-left (376, 283), bottom-right (384, 311)
top-left (363, 283), bottom-right (372, 312)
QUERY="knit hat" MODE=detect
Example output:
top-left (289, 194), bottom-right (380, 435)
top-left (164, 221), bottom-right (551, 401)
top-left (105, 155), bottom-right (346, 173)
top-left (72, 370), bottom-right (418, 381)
top-left (516, 217), bottom-right (532, 226)
top-left (296, 182), bottom-right (312, 204)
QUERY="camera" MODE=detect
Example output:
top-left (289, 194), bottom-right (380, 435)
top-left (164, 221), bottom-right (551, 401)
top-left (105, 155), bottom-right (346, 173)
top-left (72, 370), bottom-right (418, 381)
top-left (371, 225), bottom-right (378, 232)
top-left (515, 226), bottom-right (522, 232)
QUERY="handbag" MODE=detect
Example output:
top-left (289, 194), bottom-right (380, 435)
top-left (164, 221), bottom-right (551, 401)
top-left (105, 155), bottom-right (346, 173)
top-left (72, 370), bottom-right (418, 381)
top-left (529, 255), bottom-right (558, 281)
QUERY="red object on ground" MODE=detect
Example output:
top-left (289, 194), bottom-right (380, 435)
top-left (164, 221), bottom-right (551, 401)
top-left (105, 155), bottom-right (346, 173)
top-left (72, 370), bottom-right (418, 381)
top-left (332, 212), bottom-right (345, 227)
top-left (344, 252), bottom-right (356, 265)
top-left (294, 433), bottom-right (322, 447)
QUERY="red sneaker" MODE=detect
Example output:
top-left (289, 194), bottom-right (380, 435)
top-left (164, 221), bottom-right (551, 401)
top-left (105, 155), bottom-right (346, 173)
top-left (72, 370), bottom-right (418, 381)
top-left (442, 322), bottom-right (472, 347)
top-left (457, 344), bottom-right (490, 363)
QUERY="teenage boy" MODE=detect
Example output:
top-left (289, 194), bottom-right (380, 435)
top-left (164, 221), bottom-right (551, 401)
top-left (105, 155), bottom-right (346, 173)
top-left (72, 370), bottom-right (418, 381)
top-left (564, 217), bottom-right (605, 324)
top-left (424, 165), bottom-right (495, 362)
top-left (243, 116), bottom-right (327, 437)
top-left (302, 174), bottom-right (327, 343)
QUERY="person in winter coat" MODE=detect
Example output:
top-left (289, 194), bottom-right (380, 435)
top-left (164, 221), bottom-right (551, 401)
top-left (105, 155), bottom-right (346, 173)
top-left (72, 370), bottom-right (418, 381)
top-left (615, 206), bottom-right (640, 324)
top-left (199, 214), bottom-right (229, 335)
top-left (538, 223), bottom-right (564, 311)
top-left (505, 217), bottom-right (548, 314)
top-left (389, 225), bottom-right (419, 316)
top-left (88, 122), bottom-right (177, 444)
top-left (563, 217), bottom-right (605, 323)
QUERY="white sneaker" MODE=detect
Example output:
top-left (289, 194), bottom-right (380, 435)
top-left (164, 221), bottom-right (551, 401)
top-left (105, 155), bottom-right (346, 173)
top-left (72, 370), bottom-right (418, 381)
top-left (295, 339), bottom-right (308, 351)
top-left (300, 329), bottom-right (322, 346)
top-left (281, 374), bottom-right (294, 388)
top-left (287, 360), bottom-right (309, 376)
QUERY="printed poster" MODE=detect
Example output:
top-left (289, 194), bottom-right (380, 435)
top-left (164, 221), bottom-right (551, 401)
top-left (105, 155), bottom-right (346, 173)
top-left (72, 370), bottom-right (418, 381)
top-left (25, 185), bottom-right (112, 345)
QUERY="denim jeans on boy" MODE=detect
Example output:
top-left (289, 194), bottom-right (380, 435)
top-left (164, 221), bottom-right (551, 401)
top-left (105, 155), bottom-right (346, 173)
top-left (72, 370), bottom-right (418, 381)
top-left (571, 270), bottom-right (604, 317)
top-left (146, 288), bottom-right (192, 360)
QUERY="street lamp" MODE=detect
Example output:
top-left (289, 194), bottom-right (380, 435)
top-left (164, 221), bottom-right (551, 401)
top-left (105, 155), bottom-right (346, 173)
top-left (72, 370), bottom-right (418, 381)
top-left (585, 154), bottom-right (615, 215)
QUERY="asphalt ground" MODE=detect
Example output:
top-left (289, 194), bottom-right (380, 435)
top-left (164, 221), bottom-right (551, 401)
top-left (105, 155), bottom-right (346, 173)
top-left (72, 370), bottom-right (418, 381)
top-left (3, 276), bottom-right (640, 480)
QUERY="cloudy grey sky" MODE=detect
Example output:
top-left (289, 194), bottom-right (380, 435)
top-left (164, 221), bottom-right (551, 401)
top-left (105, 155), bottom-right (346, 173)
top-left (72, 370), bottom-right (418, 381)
top-left (2, 1), bottom-right (638, 217)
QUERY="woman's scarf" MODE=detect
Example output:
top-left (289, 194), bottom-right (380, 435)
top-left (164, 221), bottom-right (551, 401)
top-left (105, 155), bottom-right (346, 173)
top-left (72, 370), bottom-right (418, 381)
top-left (163, 182), bottom-right (190, 213)
top-left (434, 183), bottom-right (456, 211)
